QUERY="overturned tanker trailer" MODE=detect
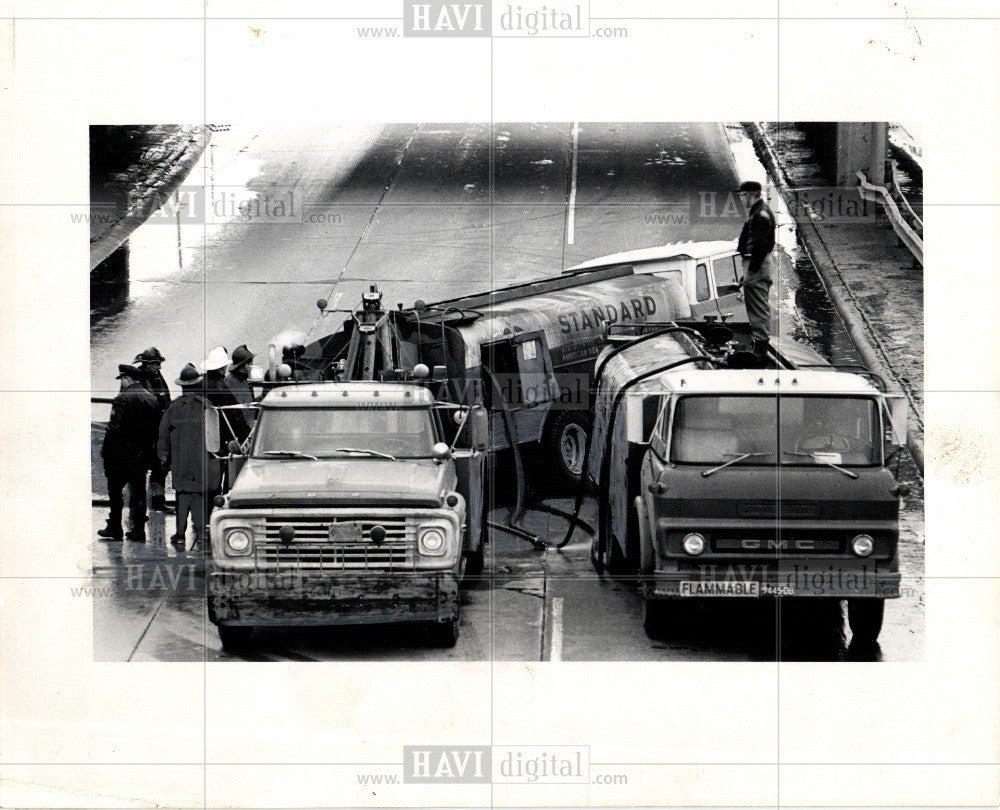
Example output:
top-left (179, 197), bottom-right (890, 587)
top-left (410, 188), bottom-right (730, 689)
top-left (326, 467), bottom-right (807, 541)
top-left (274, 264), bottom-right (702, 486)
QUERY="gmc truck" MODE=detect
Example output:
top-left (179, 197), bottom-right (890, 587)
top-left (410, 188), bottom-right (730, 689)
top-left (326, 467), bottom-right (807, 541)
top-left (586, 321), bottom-right (909, 644)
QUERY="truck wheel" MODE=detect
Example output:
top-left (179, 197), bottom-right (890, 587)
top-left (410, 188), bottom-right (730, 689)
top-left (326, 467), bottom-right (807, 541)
top-left (465, 540), bottom-right (485, 577)
top-left (635, 498), bottom-right (655, 575)
top-left (464, 485), bottom-right (489, 579)
top-left (847, 598), bottom-right (885, 643)
top-left (590, 532), bottom-right (604, 573)
top-left (544, 412), bottom-right (590, 488)
top-left (599, 502), bottom-right (629, 576)
top-left (426, 617), bottom-right (460, 648)
top-left (642, 599), bottom-right (670, 639)
top-left (218, 625), bottom-right (253, 652)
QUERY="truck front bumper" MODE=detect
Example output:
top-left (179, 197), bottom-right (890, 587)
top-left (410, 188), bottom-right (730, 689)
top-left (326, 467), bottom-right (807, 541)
top-left (208, 570), bottom-right (460, 627)
top-left (644, 560), bottom-right (901, 600)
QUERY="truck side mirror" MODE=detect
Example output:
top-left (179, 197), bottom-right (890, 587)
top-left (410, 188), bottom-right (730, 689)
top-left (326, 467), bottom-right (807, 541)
top-left (468, 406), bottom-right (489, 451)
top-left (431, 442), bottom-right (452, 462)
top-left (204, 408), bottom-right (221, 454)
top-left (885, 394), bottom-right (908, 446)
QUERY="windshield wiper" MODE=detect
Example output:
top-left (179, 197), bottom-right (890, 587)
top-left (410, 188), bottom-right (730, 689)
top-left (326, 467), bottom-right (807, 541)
top-left (261, 450), bottom-right (318, 460)
top-left (333, 447), bottom-right (397, 461)
top-left (701, 452), bottom-right (773, 477)
top-left (785, 451), bottom-right (858, 479)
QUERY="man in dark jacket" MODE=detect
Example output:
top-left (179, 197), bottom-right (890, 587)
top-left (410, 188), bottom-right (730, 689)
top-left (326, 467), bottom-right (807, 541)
top-left (736, 180), bottom-right (777, 358)
top-left (99, 364), bottom-right (159, 542)
top-left (158, 363), bottom-right (222, 549)
top-left (224, 344), bottom-right (257, 443)
top-left (133, 347), bottom-right (171, 511)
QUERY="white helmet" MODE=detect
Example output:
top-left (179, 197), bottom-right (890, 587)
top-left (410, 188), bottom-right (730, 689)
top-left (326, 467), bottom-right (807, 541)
top-left (200, 345), bottom-right (230, 373)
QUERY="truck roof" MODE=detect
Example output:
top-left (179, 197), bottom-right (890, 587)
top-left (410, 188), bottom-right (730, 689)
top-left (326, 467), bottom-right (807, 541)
top-left (260, 381), bottom-right (437, 408)
top-left (625, 368), bottom-right (883, 397)
top-left (566, 240), bottom-right (739, 272)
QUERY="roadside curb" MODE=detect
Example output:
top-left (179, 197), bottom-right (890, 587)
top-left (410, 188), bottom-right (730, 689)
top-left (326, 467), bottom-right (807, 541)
top-left (745, 122), bottom-right (924, 476)
top-left (90, 126), bottom-right (212, 271)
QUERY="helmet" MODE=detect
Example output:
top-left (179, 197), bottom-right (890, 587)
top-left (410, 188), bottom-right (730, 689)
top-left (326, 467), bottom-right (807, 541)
top-left (200, 346), bottom-right (230, 373)
top-left (135, 347), bottom-right (166, 364)
top-left (116, 364), bottom-right (142, 380)
top-left (175, 363), bottom-right (204, 387)
top-left (230, 344), bottom-right (254, 369)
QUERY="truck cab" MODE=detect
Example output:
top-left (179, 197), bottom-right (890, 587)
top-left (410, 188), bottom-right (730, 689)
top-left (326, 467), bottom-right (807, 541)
top-left (564, 239), bottom-right (747, 322)
top-left (207, 381), bottom-right (488, 650)
top-left (586, 323), bottom-right (907, 645)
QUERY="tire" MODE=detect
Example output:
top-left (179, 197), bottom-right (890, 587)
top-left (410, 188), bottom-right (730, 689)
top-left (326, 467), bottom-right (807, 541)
top-left (464, 483), bottom-right (489, 578)
top-left (543, 411), bottom-right (590, 488)
top-left (599, 501), bottom-right (630, 576)
top-left (636, 499), bottom-right (655, 575)
top-left (847, 598), bottom-right (885, 643)
top-left (218, 625), bottom-right (253, 652)
top-left (642, 598), bottom-right (670, 640)
top-left (590, 532), bottom-right (604, 573)
top-left (465, 539), bottom-right (485, 577)
top-left (426, 617), bottom-right (460, 648)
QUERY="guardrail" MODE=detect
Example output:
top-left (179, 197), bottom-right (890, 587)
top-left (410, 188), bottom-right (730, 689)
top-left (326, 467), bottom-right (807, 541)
top-left (889, 160), bottom-right (923, 233)
top-left (856, 171), bottom-right (923, 266)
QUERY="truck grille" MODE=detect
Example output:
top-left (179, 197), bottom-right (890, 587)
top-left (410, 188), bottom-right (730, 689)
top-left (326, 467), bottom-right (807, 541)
top-left (737, 500), bottom-right (822, 520)
top-left (257, 516), bottom-right (414, 570)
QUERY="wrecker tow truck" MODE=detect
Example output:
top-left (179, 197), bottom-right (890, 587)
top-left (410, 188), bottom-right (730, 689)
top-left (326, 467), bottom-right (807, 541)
top-left (207, 288), bottom-right (491, 650)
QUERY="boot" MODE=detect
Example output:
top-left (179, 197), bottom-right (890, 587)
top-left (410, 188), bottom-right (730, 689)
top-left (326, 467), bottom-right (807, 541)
top-left (752, 339), bottom-right (772, 366)
top-left (97, 523), bottom-right (123, 541)
top-left (126, 529), bottom-right (147, 543)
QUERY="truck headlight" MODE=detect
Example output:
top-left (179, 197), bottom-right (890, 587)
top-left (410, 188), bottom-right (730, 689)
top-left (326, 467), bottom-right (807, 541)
top-left (418, 527), bottom-right (447, 556)
top-left (226, 528), bottom-right (253, 555)
top-left (682, 533), bottom-right (706, 556)
top-left (851, 534), bottom-right (875, 557)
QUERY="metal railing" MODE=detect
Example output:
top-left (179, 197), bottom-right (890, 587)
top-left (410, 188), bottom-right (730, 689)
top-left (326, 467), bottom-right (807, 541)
top-left (856, 170), bottom-right (923, 266)
top-left (889, 161), bottom-right (923, 233)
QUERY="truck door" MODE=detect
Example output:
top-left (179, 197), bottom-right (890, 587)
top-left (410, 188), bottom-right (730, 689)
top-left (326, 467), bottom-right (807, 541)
top-left (687, 261), bottom-right (718, 319)
top-left (480, 330), bottom-right (556, 447)
top-left (709, 253), bottom-right (745, 320)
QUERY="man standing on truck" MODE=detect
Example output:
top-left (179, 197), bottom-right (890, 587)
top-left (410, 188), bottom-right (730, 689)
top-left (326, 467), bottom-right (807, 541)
top-left (736, 180), bottom-right (776, 358)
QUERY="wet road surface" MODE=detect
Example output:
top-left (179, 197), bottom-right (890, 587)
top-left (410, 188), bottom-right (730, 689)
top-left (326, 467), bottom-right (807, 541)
top-left (90, 123), bottom-right (924, 662)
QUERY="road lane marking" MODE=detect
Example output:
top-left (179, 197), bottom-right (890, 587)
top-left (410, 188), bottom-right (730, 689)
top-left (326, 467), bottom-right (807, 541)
top-left (547, 596), bottom-right (564, 661)
top-left (308, 126), bottom-right (419, 338)
top-left (566, 122), bottom-right (580, 247)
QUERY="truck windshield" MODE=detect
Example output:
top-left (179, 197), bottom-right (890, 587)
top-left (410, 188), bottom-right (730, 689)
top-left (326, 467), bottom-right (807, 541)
top-left (668, 395), bottom-right (881, 467)
top-left (252, 407), bottom-right (436, 459)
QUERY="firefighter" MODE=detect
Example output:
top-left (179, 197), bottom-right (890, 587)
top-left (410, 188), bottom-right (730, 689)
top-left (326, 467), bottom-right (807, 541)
top-left (201, 345), bottom-right (243, 446)
top-left (98, 364), bottom-right (159, 542)
top-left (224, 344), bottom-right (257, 442)
top-left (133, 347), bottom-right (171, 511)
top-left (736, 180), bottom-right (776, 358)
top-left (158, 364), bottom-right (222, 550)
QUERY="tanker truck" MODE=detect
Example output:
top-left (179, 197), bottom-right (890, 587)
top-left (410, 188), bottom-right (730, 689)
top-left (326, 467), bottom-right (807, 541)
top-left (271, 250), bottom-right (744, 487)
top-left (584, 321), bottom-right (909, 644)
